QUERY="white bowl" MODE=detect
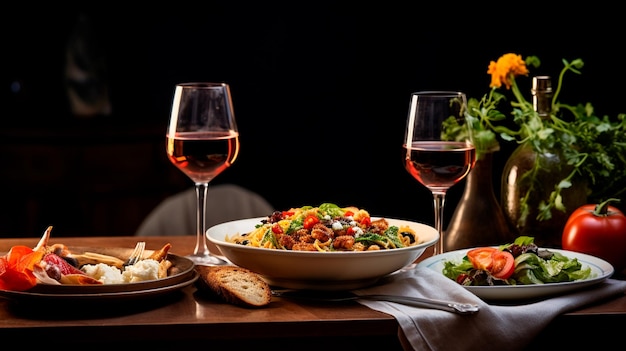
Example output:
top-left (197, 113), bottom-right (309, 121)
top-left (206, 217), bottom-right (438, 290)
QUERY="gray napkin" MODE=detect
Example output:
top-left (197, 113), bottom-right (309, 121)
top-left (353, 266), bottom-right (626, 351)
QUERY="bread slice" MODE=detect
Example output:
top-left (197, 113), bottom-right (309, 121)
top-left (195, 265), bottom-right (271, 307)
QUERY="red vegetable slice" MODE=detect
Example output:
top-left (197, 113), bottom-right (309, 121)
top-left (0, 246), bottom-right (44, 291)
top-left (467, 247), bottom-right (515, 280)
top-left (467, 247), bottom-right (497, 270)
top-left (271, 223), bottom-right (284, 234)
top-left (303, 215), bottom-right (320, 230)
top-left (490, 250), bottom-right (515, 279)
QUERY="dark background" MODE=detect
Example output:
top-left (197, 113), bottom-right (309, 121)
top-left (2, 3), bottom-right (625, 237)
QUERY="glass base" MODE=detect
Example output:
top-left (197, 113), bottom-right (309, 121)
top-left (186, 253), bottom-right (230, 266)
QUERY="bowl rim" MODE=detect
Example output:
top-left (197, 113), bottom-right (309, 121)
top-left (206, 216), bottom-right (439, 256)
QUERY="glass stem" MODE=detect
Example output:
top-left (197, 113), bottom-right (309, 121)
top-left (432, 191), bottom-right (446, 255)
top-left (194, 183), bottom-right (210, 257)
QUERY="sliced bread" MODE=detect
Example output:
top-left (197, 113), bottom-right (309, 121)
top-left (195, 265), bottom-right (272, 307)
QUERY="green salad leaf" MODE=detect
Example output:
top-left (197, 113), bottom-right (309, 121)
top-left (355, 226), bottom-right (405, 249)
top-left (260, 227), bottom-right (279, 248)
top-left (384, 226), bottom-right (405, 249)
top-left (318, 203), bottom-right (345, 218)
top-left (443, 236), bottom-right (593, 286)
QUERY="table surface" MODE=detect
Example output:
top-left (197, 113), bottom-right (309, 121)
top-left (1, 235), bottom-right (625, 349)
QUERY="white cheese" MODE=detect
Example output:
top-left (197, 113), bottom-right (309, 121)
top-left (81, 258), bottom-right (160, 284)
top-left (122, 259), bottom-right (160, 283)
top-left (81, 263), bottom-right (125, 284)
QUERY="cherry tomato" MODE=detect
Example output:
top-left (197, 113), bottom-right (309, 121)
top-left (303, 215), bottom-right (320, 230)
top-left (467, 247), bottom-right (515, 279)
top-left (562, 198), bottom-right (626, 272)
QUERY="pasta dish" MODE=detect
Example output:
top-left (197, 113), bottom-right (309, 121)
top-left (226, 203), bottom-right (420, 252)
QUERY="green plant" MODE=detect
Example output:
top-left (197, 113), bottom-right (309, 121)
top-left (444, 53), bottom-right (626, 222)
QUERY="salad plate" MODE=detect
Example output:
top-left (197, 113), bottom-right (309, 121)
top-left (418, 248), bottom-right (614, 301)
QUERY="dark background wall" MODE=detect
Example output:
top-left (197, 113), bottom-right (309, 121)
top-left (2, 3), bottom-right (625, 237)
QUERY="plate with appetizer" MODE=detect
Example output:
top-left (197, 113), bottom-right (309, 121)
top-left (206, 203), bottom-right (439, 290)
top-left (417, 236), bottom-right (614, 301)
top-left (0, 226), bottom-right (197, 302)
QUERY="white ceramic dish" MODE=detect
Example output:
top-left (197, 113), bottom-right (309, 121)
top-left (206, 217), bottom-right (439, 290)
top-left (418, 248), bottom-right (614, 301)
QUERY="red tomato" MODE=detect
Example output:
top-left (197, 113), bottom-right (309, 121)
top-left (303, 215), bottom-right (320, 230)
top-left (271, 223), bottom-right (284, 234)
top-left (360, 217), bottom-right (371, 226)
top-left (344, 211), bottom-right (354, 217)
top-left (562, 199), bottom-right (626, 272)
top-left (467, 247), bottom-right (515, 279)
top-left (467, 247), bottom-right (497, 270)
top-left (490, 251), bottom-right (515, 279)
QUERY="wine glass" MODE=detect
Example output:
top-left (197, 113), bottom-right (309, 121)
top-left (166, 82), bottom-right (240, 265)
top-left (403, 91), bottom-right (475, 255)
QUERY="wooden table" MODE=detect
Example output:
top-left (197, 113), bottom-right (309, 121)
top-left (1, 235), bottom-right (625, 350)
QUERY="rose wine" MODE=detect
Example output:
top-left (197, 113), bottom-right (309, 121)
top-left (166, 131), bottom-right (240, 183)
top-left (404, 141), bottom-right (476, 192)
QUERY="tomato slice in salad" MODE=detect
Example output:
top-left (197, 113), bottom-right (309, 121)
top-left (490, 250), bottom-right (515, 279)
top-left (467, 247), bottom-right (497, 270)
top-left (467, 247), bottom-right (515, 279)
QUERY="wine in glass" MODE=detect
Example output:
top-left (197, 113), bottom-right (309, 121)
top-left (166, 82), bottom-right (240, 265)
top-left (403, 91), bottom-right (475, 255)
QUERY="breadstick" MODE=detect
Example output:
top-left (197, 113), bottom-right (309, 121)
top-left (148, 243), bottom-right (172, 262)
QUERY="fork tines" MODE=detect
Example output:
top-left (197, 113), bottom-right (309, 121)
top-left (124, 241), bottom-right (146, 266)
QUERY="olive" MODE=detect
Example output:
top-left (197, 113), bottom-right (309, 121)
top-left (45, 265), bottom-right (62, 281)
top-left (401, 231), bottom-right (416, 244)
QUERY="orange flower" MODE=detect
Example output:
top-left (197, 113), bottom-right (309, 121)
top-left (487, 53), bottom-right (529, 89)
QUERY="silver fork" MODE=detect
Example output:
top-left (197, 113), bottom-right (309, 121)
top-left (124, 241), bottom-right (146, 267)
top-left (271, 290), bottom-right (480, 315)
